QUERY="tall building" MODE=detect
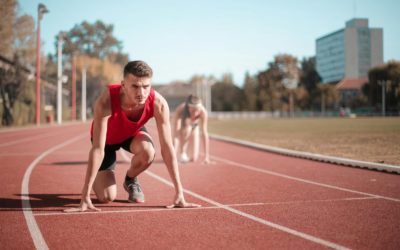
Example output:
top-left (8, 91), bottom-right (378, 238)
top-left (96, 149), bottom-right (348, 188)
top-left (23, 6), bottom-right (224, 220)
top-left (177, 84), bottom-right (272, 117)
top-left (316, 18), bottom-right (383, 83)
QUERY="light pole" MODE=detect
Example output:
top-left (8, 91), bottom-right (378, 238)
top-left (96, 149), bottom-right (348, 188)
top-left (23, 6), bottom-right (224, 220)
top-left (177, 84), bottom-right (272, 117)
top-left (71, 54), bottom-right (76, 120)
top-left (81, 66), bottom-right (87, 122)
top-left (57, 32), bottom-right (64, 124)
top-left (35, 3), bottom-right (49, 126)
top-left (378, 80), bottom-right (390, 117)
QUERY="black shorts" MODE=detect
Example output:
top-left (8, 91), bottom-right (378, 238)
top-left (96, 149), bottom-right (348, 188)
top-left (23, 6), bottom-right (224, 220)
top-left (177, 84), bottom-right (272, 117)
top-left (95, 127), bottom-right (148, 171)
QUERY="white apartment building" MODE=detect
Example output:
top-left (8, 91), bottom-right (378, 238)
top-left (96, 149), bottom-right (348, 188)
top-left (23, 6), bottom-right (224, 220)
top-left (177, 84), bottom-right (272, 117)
top-left (316, 18), bottom-right (383, 83)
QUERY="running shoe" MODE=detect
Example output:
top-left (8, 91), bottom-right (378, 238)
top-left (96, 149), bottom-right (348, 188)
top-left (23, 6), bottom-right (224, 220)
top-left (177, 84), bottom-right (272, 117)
top-left (123, 177), bottom-right (145, 203)
top-left (179, 152), bottom-right (190, 163)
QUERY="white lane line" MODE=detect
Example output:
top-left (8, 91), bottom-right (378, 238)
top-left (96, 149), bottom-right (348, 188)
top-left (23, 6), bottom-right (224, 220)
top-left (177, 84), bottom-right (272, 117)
top-left (0, 132), bottom-right (60, 147)
top-left (120, 151), bottom-right (349, 250)
top-left (146, 171), bottom-right (349, 250)
top-left (212, 155), bottom-right (400, 203)
top-left (21, 133), bottom-right (88, 250)
top-left (0, 151), bottom-right (88, 156)
top-left (34, 196), bottom-right (378, 217)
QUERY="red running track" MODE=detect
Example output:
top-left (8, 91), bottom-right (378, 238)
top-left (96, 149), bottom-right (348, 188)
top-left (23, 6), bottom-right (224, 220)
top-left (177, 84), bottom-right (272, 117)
top-left (0, 122), bottom-right (399, 249)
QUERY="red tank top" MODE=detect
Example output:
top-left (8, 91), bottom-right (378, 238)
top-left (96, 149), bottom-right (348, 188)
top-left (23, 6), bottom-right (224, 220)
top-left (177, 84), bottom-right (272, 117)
top-left (91, 84), bottom-right (155, 145)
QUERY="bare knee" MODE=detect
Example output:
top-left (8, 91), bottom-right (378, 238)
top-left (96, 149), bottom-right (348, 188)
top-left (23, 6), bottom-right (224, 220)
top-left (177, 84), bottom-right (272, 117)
top-left (140, 146), bottom-right (155, 167)
top-left (97, 192), bottom-right (117, 203)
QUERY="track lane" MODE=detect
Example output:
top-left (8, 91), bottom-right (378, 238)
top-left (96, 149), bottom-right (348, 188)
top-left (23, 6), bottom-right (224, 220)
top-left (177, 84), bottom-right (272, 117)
top-left (0, 123), bottom-right (88, 249)
top-left (1, 122), bottom-right (400, 249)
top-left (31, 155), bottom-right (327, 249)
top-left (210, 139), bottom-right (400, 199)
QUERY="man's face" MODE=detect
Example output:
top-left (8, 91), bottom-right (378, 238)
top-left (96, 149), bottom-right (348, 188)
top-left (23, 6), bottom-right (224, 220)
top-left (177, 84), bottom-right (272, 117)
top-left (122, 74), bottom-right (151, 105)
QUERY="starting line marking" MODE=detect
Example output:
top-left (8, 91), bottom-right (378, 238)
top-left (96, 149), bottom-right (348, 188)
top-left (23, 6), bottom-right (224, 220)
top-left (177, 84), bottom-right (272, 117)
top-left (33, 196), bottom-right (378, 217)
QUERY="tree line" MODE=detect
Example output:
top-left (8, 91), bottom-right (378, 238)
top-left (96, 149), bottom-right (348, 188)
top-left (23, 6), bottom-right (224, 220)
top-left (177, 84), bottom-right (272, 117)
top-left (209, 55), bottom-right (400, 115)
top-left (0, 0), bottom-right (129, 125)
top-left (1, 0), bottom-right (399, 126)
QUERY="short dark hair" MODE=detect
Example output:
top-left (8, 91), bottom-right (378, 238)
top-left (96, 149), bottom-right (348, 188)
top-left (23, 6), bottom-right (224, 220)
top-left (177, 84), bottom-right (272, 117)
top-left (123, 60), bottom-right (153, 78)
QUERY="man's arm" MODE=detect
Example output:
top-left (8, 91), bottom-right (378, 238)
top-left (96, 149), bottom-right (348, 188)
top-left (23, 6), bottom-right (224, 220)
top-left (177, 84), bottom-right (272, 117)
top-left (64, 89), bottom-right (110, 212)
top-left (153, 92), bottom-right (200, 208)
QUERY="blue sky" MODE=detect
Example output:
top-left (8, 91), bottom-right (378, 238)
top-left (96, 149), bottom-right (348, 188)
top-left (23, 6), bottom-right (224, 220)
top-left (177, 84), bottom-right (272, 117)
top-left (18, 0), bottom-right (400, 85)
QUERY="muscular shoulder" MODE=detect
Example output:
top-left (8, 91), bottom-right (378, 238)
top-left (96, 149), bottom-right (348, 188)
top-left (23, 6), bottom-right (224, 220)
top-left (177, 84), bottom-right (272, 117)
top-left (153, 91), bottom-right (170, 118)
top-left (94, 87), bottom-right (112, 118)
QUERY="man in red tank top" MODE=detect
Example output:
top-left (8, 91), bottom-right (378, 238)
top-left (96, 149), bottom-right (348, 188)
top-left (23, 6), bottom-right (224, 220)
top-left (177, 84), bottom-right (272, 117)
top-left (65, 61), bottom-right (200, 212)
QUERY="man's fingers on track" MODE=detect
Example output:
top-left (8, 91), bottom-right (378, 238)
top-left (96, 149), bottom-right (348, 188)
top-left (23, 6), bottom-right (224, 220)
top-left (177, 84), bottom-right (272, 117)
top-left (63, 207), bottom-right (84, 213)
top-left (89, 206), bottom-right (101, 212)
top-left (63, 207), bottom-right (101, 213)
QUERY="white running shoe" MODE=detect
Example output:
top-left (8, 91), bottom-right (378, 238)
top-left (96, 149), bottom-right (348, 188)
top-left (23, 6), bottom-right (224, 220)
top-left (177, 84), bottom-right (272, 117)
top-left (180, 153), bottom-right (190, 163)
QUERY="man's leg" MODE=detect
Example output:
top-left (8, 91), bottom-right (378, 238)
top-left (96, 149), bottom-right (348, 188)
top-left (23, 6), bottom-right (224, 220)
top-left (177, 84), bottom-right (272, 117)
top-left (93, 169), bottom-right (117, 203)
top-left (92, 146), bottom-right (118, 203)
top-left (123, 131), bottom-right (155, 203)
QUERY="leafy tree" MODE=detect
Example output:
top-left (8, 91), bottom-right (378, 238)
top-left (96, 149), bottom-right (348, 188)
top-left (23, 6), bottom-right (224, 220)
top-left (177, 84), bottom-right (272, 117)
top-left (13, 14), bottom-right (36, 65)
top-left (0, 56), bottom-right (24, 125)
top-left (44, 20), bottom-right (130, 118)
top-left (211, 73), bottom-right (244, 111)
top-left (243, 72), bottom-right (259, 111)
top-left (365, 61), bottom-right (400, 112)
top-left (317, 83), bottom-right (340, 112)
top-left (0, 0), bottom-right (37, 126)
top-left (60, 20), bottom-right (128, 66)
top-left (0, 0), bottom-right (16, 58)
top-left (257, 54), bottom-right (299, 112)
top-left (299, 56), bottom-right (322, 110)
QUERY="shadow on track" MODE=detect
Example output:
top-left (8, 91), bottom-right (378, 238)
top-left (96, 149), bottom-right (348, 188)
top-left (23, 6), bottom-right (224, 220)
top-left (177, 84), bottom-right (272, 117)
top-left (0, 194), bottom-right (165, 212)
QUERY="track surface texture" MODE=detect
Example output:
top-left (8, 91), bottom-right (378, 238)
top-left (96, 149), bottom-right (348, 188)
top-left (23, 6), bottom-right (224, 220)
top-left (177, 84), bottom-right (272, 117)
top-left (0, 122), bottom-right (399, 249)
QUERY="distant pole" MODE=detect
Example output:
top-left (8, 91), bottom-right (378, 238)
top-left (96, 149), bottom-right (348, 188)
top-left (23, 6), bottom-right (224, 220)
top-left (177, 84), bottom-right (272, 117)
top-left (35, 3), bottom-right (49, 126)
top-left (289, 91), bottom-right (294, 117)
top-left (71, 55), bottom-right (76, 120)
top-left (321, 90), bottom-right (325, 116)
top-left (35, 12), bottom-right (41, 126)
top-left (380, 80), bottom-right (386, 117)
top-left (81, 66), bottom-right (87, 122)
top-left (206, 80), bottom-right (212, 114)
top-left (57, 33), bottom-right (63, 124)
top-left (196, 81), bottom-right (201, 98)
top-left (202, 79), bottom-right (207, 109)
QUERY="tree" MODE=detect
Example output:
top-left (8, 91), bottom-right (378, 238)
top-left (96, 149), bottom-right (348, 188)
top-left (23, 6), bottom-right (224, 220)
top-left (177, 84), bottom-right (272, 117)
top-left (60, 20), bottom-right (128, 66)
top-left (243, 72), bottom-right (259, 111)
top-left (211, 73), bottom-right (244, 111)
top-left (0, 0), bottom-right (16, 58)
top-left (299, 56), bottom-right (322, 110)
top-left (43, 20), bottom-right (130, 119)
top-left (0, 0), bottom-right (37, 126)
top-left (317, 83), bottom-right (340, 113)
top-left (366, 61), bottom-right (400, 112)
top-left (257, 54), bottom-right (299, 112)
top-left (0, 56), bottom-right (24, 125)
top-left (13, 14), bottom-right (36, 65)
